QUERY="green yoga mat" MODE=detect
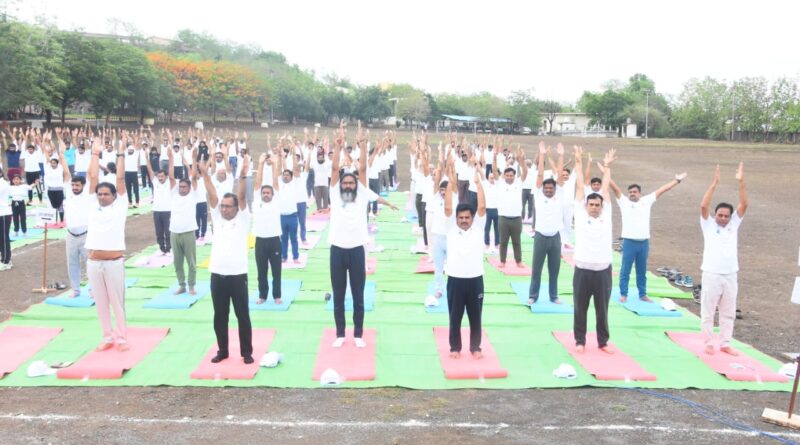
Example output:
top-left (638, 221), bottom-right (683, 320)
top-left (0, 192), bottom-right (785, 390)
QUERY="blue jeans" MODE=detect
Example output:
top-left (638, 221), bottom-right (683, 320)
top-left (296, 202), bottom-right (307, 242)
top-left (619, 239), bottom-right (649, 298)
top-left (280, 213), bottom-right (299, 260)
top-left (432, 234), bottom-right (447, 293)
top-left (484, 208), bottom-right (499, 246)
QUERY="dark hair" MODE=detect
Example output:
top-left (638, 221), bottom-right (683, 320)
top-left (340, 173), bottom-right (357, 184)
top-left (11, 173), bottom-right (21, 182)
top-left (260, 185), bottom-right (274, 193)
top-left (156, 169), bottom-right (167, 176)
top-left (590, 177), bottom-right (602, 185)
top-left (542, 178), bottom-right (557, 187)
top-left (503, 167), bottom-right (516, 175)
top-left (455, 203), bottom-right (476, 216)
top-left (439, 180), bottom-right (449, 189)
top-left (106, 162), bottom-right (117, 174)
top-left (71, 176), bottom-right (86, 185)
top-left (562, 168), bottom-right (571, 174)
top-left (627, 184), bottom-right (641, 192)
top-left (585, 192), bottom-right (604, 204)
top-left (96, 182), bottom-right (117, 196)
top-left (221, 192), bottom-right (238, 208)
top-left (178, 178), bottom-right (191, 187)
top-left (715, 202), bottom-right (734, 214)
top-left (283, 169), bottom-right (293, 178)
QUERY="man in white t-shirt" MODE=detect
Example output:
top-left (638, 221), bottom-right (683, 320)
top-left (571, 146), bottom-right (615, 354)
top-left (609, 171), bottom-right (687, 303)
top-left (253, 152), bottom-right (283, 304)
top-left (169, 155), bottom-right (199, 296)
top-left (699, 163), bottom-right (747, 356)
top-left (328, 132), bottom-right (397, 349)
top-left (85, 137), bottom-right (129, 352)
top-left (492, 145), bottom-right (528, 268)
top-left (56, 141), bottom-right (92, 297)
top-left (529, 142), bottom-right (565, 305)
top-left (145, 146), bottom-right (176, 254)
top-left (199, 156), bottom-right (253, 364)
top-left (429, 154), bottom-right (458, 298)
top-left (311, 148), bottom-right (332, 212)
top-left (20, 144), bottom-right (44, 204)
top-left (444, 168), bottom-right (486, 359)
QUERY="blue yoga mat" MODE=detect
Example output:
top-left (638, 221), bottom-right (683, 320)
top-left (611, 288), bottom-right (682, 317)
top-left (325, 281), bottom-right (376, 312)
top-left (249, 279), bottom-right (302, 311)
top-left (425, 282), bottom-right (449, 313)
top-left (404, 210), bottom-right (418, 221)
top-left (509, 281), bottom-right (573, 314)
top-left (45, 278), bottom-right (139, 308)
top-left (143, 281), bottom-right (210, 309)
top-left (10, 228), bottom-right (45, 241)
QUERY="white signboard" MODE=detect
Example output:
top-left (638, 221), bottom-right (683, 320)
top-left (36, 208), bottom-right (57, 226)
top-left (792, 277), bottom-right (800, 305)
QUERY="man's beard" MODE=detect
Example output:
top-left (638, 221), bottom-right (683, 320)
top-left (341, 187), bottom-right (357, 203)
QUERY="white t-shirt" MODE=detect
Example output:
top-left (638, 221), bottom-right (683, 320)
top-left (445, 213), bottom-right (487, 278)
top-left (482, 180), bottom-right (498, 209)
top-left (522, 167), bottom-right (537, 189)
top-left (74, 150), bottom-right (90, 173)
top-left (261, 162), bottom-right (274, 186)
top-left (100, 150), bottom-right (116, 169)
top-left (573, 201), bottom-right (612, 269)
top-left (85, 193), bottom-right (128, 251)
top-left (429, 192), bottom-right (458, 235)
top-left (295, 171), bottom-right (308, 203)
top-left (496, 179), bottom-right (523, 217)
top-left (618, 193), bottom-right (657, 240)
top-left (21, 149), bottom-right (43, 172)
top-left (211, 175), bottom-right (233, 200)
top-left (151, 179), bottom-right (172, 212)
top-left (64, 187), bottom-right (93, 230)
top-left (311, 159), bottom-right (332, 187)
top-left (159, 144), bottom-right (170, 161)
top-left (101, 173), bottom-right (116, 185)
top-left (0, 179), bottom-right (11, 216)
top-left (124, 150), bottom-right (139, 172)
top-left (170, 187), bottom-right (198, 233)
top-left (195, 178), bottom-right (207, 204)
top-left (533, 186), bottom-right (565, 236)
top-left (208, 205), bottom-right (250, 275)
top-left (701, 212), bottom-right (742, 274)
top-left (561, 171), bottom-right (577, 202)
top-left (44, 164), bottom-right (65, 189)
top-left (252, 194), bottom-right (282, 238)
top-left (455, 158), bottom-right (471, 180)
top-left (9, 184), bottom-right (30, 201)
top-left (328, 181), bottom-right (378, 249)
top-left (278, 179), bottom-right (300, 214)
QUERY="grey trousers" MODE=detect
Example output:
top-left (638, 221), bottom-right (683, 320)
top-left (498, 216), bottom-right (522, 264)
top-left (171, 230), bottom-right (197, 288)
top-left (529, 232), bottom-right (561, 302)
top-left (66, 230), bottom-right (88, 292)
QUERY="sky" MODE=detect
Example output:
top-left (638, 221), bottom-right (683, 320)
top-left (11, 0), bottom-right (800, 103)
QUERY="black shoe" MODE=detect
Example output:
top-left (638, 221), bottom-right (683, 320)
top-left (243, 356), bottom-right (254, 364)
top-left (210, 353), bottom-right (228, 363)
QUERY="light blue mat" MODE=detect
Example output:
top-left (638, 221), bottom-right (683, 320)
top-left (510, 281), bottom-right (573, 314)
top-left (425, 281), bottom-right (449, 314)
top-left (325, 281), bottom-right (376, 312)
top-left (611, 288), bottom-right (682, 317)
top-left (248, 279), bottom-right (302, 311)
top-left (142, 281), bottom-right (211, 309)
top-left (45, 278), bottom-right (139, 308)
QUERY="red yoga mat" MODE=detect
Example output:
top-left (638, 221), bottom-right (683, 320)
top-left (487, 257), bottom-right (531, 276)
top-left (0, 326), bottom-right (62, 378)
top-left (190, 328), bottom-right (276, 380)
top-left (366, 257), bottom-right (377, 275)
top-left (282, 253), bottom-right (308, 269)
top-left (433, 327), bottom-right (508, 379)
top-left (312, 328), bottom-right (376, 382)
top-left (308, 212), bottom-right (331, 222)
top-left (666, 331), bottom-right (789, 383)
top-left (57, 327), bottom-right (170, 380)
top-left (415, 256), bottom-right (435, 273)
top-left (552, 331), bottom-right (657, 381)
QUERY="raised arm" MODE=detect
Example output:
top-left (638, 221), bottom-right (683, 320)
top-left (608, 176), bottom-right (622, 199)
top-left (654, 171), bottom-right (687, 199)
top-left (115, 141), bottom-right (126, 196)
top-left (237, 154), bottom-right (249, 210)
top-left (357, 139), bottom-right (367, 187)
top-left (600, 148), bottom-right (616, 203)
top-left (584, 153), bottom-right (593, 184)
top-left (254, 153), bottom-right (266, 192)
top-left (88, 137), bottom-right (102, 192)
top-left (474, 168), bottom-right (486, 217)
top-left (574, 146), bottom-right (585, 203)
top-left (536, 141), bottom-right (546, 188)
top-left (735, 162), bottom-right (747, 217)
top-left (200, 160), bottom-right (217, 209)
top-left (518, 144), bottom-right (528, 182)
top-left (330, 129), bottom-right (343, 188)
top-left (700, 165), bottom-right (719, 219)
top-left (166, 143), bottom-right (176, 189)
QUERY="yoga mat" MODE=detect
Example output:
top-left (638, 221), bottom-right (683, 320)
top-left (249, 279), bottom-right (302, 311)
top-left (410, 241), bottom-right (427, 254)
top-left (57, 327), bottom-right (170, 380)
top-left (433, 327), bottom-right (508, 379)
top-left (415, 256), bottom-right (435, 273)
top-left (248, 234), bottom-right (256, 249)
top-left (299, 234), bottom-right (321, 250)
top-left (134, 252), bottom-right (173, 268)
top-left (142, 281), bottom-right (211, 309)
top-left (308, 212), bottom-right (330, 222)
top-left (366, 257), bottom-right (377, 275)
top-left (368, 223), bottom-right (378, 234)
top-left (9, 228), bottom-right (44, 240)
top-left (404, 210), bottom-right (418, 222)
top-left (306, 220), bottom-right (328, 232)
top-left (425, 282), bottom-right (448, 314)
top-left (312, 328), bottom-right (377, 382)
top-left (282, 253), bottom-right (309, 269)
top-left (325, 281), bottom-right (376, 311)
top-left (45, 278), bottom-right (140, 308)
top-left (195, 238), bottom-right (210, 247)
top-left (487, 257), bottom-right (531, 276)
top-left (509, 282), bottom-right (572, 314)
top-left (190, 328), bottom-right (276, 380)
top-left (0, 326), bottom-right (62, 378)
top-left (666, 331), bottom-right (789, 383)
top-left (553, 331), bottom-right (657, 381)
top-left (611, 288), bottom-right (681, 317)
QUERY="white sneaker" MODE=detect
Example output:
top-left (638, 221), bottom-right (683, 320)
top-left (0, 264), bottom-right (8, 271)
top-left (331, 337), bottom-right (345, 348)
top-left (354, 338), bottom-right (366, 348)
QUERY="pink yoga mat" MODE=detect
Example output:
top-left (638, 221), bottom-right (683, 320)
top-left (312, 328), bottom-right (376, 382)
top-left (366, 257), bottom-right (377, 275)
top-left (282, 253), bottom-right (308, 269)
top-left (57, 327), bottom-right (170, 380)
top-left (300, 235), bottom-right (321, 250)
top-left (415, 256), bottom-right (435, 273)
top-left (666, 331), bottom-right (788, 383)
top-left (433, 327), bottom-right (508, 379)
top-left (553, 331), bottom-right (656, 381)
top-left (0, 326), bottom-right (62, 378)
top-left (190, 328), bottom-right (276, 380)
top-left (306, 220), bottom-right (328, 232)
top-left (308, 212), bottom-right (330, 222)
top-left (134, 252), bottom-right (173, 268)
top-left (487, 257), bottom-right (531, 276)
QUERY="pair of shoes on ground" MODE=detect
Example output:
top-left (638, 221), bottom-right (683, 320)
top-left (211, 353), bottom-right (254, 364)
top-left (332, 337), bottom-right (366, 348)
top-left (0, 262), bottom-right (13, 271)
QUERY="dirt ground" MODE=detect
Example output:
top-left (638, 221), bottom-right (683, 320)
top-left (1, 127), bottom-right (798, 444)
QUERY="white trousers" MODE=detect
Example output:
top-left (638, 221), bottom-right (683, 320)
top-left (87, 258), bottom-right (127, 344)
top-left (700, 271), bottom-right (738, 347)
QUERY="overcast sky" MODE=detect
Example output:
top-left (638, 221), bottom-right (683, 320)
top-left (12, 0), bottom-right (800, 103)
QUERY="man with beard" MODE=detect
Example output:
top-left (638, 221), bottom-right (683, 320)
top-left (253, 150), bottom-right (283, 304)
top-left (328, 126), bottom-right (397, 348)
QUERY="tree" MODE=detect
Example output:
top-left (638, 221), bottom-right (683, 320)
top-left (578, 90), bottom-right (630, 135)
top-left (352, 86), bottom-right (391, 123)
top-left (395, 91), bottom-right (431, 128)
top-left (321, 86), bottom-right (352, 124)
top-left (670, 77), bottom-right (730, 140)
top-left (538, 100), bottom-right (561, 133)
top-left (55, 32), bottom-right (115, 124)
top-left (507, 89), bottom-right (541, 130)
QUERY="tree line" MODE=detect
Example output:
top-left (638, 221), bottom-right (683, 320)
top-left (2, 18), bottom-right (800, 142)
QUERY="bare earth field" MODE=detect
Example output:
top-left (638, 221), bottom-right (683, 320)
top-left (0, 127), bottom-right (798, 444)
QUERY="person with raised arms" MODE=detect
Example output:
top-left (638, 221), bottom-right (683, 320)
top-left (169, 146), bottom-right (200, 296)
top-left (492, 143), bottom-right (528, 268)
top-left (144, 131), bottom-right (176, 256)
top-left (199, 154), bottom-right (253, 364)
top-left (252, 148), bottom-right (284, 305)
top-left (85, 134), bottom-right (129, 351)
